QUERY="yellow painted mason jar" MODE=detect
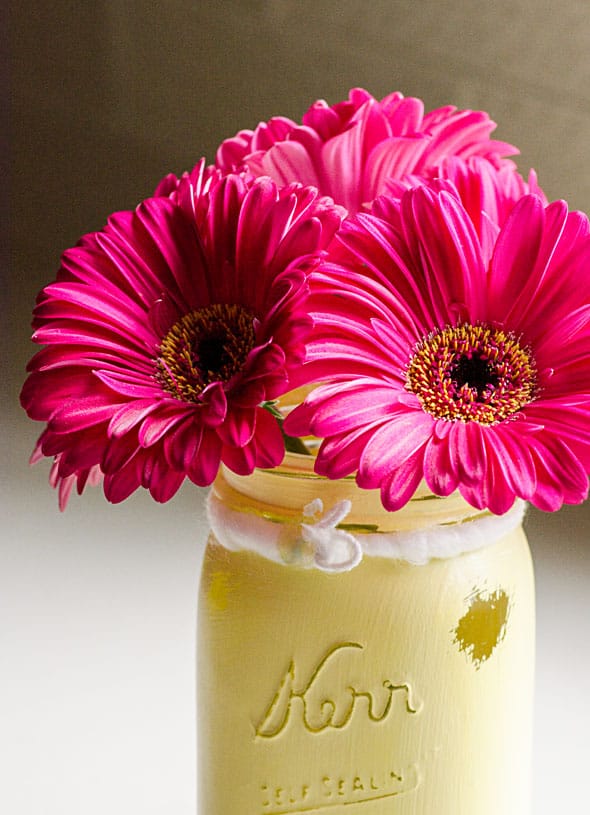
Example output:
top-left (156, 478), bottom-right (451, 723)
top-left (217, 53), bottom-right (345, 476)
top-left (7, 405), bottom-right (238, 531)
top-left (198, 452), bottom-right (534, 815)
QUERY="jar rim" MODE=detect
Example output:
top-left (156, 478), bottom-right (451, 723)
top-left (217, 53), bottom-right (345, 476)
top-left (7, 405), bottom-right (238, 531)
top-left (216, 454), bottom-right (487, 534)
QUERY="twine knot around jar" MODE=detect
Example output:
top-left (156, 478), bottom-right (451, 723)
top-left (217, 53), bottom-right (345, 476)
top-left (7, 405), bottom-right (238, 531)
top-left (300, 498), bottom-right (363, 572)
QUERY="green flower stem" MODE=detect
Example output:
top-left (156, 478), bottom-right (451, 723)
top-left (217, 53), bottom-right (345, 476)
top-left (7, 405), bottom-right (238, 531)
top-left (261, 401), bottom-right (311, 456)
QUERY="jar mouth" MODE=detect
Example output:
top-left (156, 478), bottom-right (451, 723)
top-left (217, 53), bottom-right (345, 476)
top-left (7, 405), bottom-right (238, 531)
top-left (217, 456), bottom-right (487, 535)
top-left (259, 451), bottom-right (445, 500)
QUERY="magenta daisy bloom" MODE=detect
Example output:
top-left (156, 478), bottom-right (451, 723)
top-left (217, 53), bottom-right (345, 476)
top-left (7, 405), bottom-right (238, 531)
top-left (216, 87), bottom-right (518, 214)
top-left (21, 173), bottom-right (343, 507)
top-left (285, 186), bottom-right (590, 514)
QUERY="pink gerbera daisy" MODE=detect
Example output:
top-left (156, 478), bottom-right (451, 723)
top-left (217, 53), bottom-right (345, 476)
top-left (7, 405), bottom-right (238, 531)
top-left (216, 87), bottom-right (518, 214)
top-left (21, 172), bottom-right (343, 508)
top-left (285, 186), bottom-right (590, 514)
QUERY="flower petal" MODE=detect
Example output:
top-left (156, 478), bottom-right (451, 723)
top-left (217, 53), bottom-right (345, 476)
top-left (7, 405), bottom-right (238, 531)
top-left (357, 410), bottom-right (432, 488)
top-left (379, 449), bottom-right (426, 511)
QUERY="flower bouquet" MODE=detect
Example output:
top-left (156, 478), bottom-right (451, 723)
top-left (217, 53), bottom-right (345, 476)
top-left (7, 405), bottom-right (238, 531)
top-left (21, 88), bottom-right (590, 814)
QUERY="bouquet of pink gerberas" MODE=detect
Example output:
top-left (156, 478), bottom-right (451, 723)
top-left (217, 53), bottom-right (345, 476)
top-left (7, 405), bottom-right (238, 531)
top-left (21, 88), bottom-right (590, 516)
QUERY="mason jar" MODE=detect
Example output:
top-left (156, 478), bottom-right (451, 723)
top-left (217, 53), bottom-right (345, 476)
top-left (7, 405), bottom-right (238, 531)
top-left (198, 452), bottom-right (534, 815)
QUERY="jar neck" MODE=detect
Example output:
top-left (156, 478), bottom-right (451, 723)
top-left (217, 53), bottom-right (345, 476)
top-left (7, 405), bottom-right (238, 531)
top-left (215, 452), bottom-right (487, 534)
top-left (209, 454), bottom-right (526, 571)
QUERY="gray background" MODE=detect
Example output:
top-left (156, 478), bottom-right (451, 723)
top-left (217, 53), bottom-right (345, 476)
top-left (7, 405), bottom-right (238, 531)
top-left (5, 2), bottom-right (590, 812)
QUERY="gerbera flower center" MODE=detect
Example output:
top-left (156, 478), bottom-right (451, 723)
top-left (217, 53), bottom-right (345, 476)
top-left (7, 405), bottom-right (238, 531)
top-left (405, 323), bottom-right (537, 424)
top-left (156, 303), bottom-right (256, 402)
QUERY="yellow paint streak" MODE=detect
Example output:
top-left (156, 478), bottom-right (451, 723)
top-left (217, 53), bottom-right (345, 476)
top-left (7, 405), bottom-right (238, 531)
top-left (208, 571), bottom-right (231, 612)
top-left (453, 588), bottom-right (510, 669)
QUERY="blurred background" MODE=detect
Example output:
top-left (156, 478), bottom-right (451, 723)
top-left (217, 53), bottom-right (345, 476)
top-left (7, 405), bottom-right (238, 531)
top-left (5, 1), bottom-right (590, 812)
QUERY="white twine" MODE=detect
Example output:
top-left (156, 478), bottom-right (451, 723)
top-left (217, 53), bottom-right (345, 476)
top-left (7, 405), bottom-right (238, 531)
top-left (206, 492), bottom-right (526, 573)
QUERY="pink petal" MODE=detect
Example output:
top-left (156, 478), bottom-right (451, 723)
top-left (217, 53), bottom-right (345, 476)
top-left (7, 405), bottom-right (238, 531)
top-left (108, 400), bottom-right (162, 438)
top-left (147, 457), bottom-right (185, 503)
top-left (187, 430), bottom-right (222, 486)
top-left (235, 179), bottom-right (290, 288)
top-left (357, 410), bottom-right (432, 488)
top-left (216, 406), bottom-right (257, 447)
top-left (482, 425), bottom-right (538, 501)
top-left (315, 422), bottom-right (387, 480)
top-left (102, 434), bottom-right (139, 475)
top-left (220, 440), bottom-right (257, 476)
top-left (135, 197), bottom-right (204, 307)
top-left (422, 421), bottom-right (459, 496)
top-left (448, 421), bottom-right (487, 486)
top-left (378, 449), bottom-right (425, 511)
top-left (251, 407), bottom-right (285, 469)
top-left (408, 187), bottom-right (486, 325)
top-left (138, 408), bottom-right (188, 447)
top-left (364, 135), bottom-right (430, 200)
top-left (49, 399), bottom-right (120, 433)
top-left (488, 196), bottom-right (545, 315)
top-left (21, 369), bottom-right (104, 421)
top-left (528, 437), bottom-right (588, 510)
top-left (199, 382), bottom-right (227, 427)
top-left (36, 281), bottom-right (151, 338)
top-left (262, 140), bottom-right (321, 189)
top-left (104, 454), bottom-right (143, 503)
top-left (94, 369), bottom-right (160, 399)
top-left (300, 382), bottom-right (400, 436)
top-left (163, 417), bottom-right (203, 471)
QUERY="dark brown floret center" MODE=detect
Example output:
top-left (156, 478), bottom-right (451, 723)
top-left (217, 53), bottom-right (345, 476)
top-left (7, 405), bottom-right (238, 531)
top-left (450, 354), bottom-right (500, 397)
top-left (156, 303), bottom-right (256, 402)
